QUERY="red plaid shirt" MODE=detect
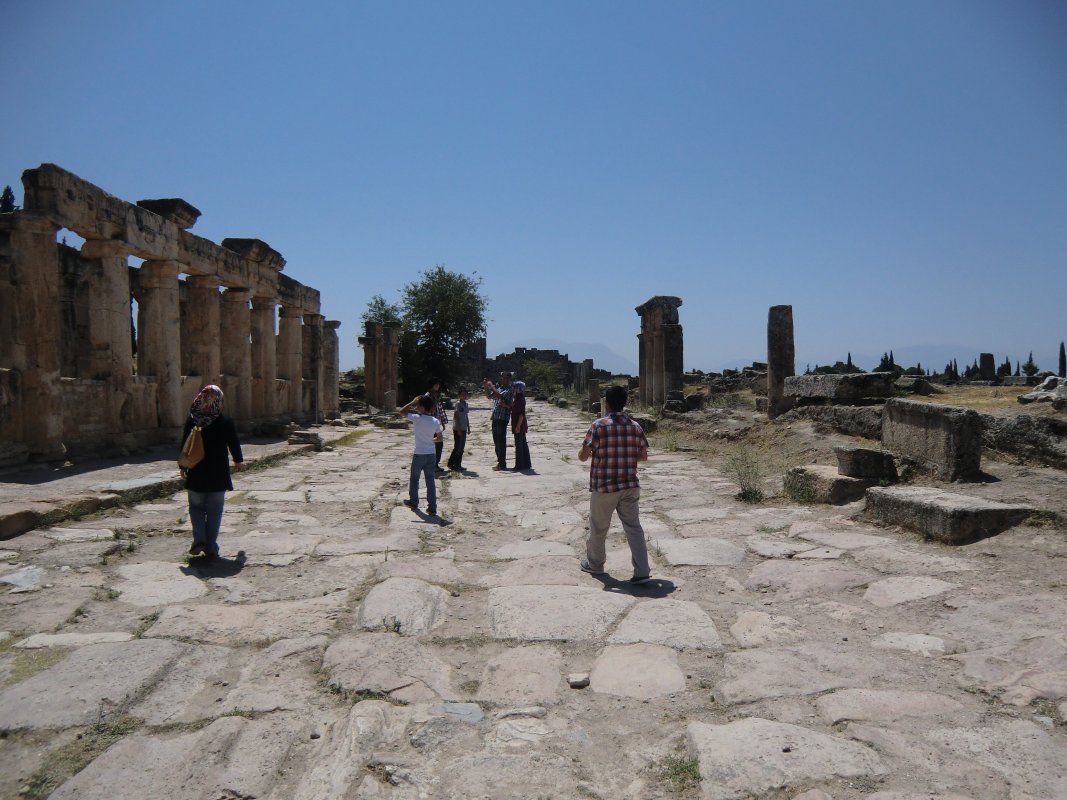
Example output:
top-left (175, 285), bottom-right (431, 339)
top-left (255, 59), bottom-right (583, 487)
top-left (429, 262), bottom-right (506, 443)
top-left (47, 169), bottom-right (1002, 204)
top-left (584, 413), bottom-right (648, 493)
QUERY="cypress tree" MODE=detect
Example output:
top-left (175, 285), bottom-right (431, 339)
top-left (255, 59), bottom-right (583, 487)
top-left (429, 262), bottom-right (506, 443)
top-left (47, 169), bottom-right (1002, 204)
top-left (1059, 342), bottom-right (1066, 378)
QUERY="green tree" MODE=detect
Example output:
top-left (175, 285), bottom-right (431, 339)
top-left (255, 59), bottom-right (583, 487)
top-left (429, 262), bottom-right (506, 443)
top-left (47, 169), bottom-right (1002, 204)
top-left (1022, 351), bottom-right (1039, 377)
top-left (1059, 341), bottom-right (1065, 379)
top-left (361, 294), bottom-right (403, 328)
top-left (0, 185), bottom-right (15, 213)
top-left (399, 265), bottom-right (487, 390)
top-left (523, 359), bottom-right (559, 394)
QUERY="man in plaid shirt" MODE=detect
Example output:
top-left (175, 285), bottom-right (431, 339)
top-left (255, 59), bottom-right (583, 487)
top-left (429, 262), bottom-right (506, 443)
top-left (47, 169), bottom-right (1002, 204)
top-left (578, 384), bottom-right (651, 584)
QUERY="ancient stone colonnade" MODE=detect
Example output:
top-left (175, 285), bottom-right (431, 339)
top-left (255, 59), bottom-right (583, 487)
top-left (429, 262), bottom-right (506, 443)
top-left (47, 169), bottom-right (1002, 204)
top-left (0, 164), bottom-right (340, 465)
top-left (635, 295), bottom-right (683, 407)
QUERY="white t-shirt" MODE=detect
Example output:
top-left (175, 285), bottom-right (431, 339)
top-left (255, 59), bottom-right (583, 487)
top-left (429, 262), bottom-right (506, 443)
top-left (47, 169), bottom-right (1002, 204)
top-left (407, 412), bottom-right (443, 455)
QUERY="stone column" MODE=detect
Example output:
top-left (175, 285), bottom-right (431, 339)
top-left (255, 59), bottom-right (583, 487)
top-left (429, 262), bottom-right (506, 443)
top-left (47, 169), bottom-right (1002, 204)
top-left (1, 216), bottom-right (65, 459)
top-left (323, 320), bottom-right (341, 416)
top-left (181, 276), bottom-right (221, 384)
top-left (382, 325), bottom-right (399, 405)
top-left (302, 313), bottom-right (324, 422)
top-left (278, 304), bottom-right (304, 418)
top-left (767, 304), bottom-right (795, 419)
top-left (588, 379), bottom-right (601, 415)
top-left (250, 296), bottom-right (277, 417)
top-left (138, 260), bottom-right (184, 428)
top-left (358, 322), bottom-right (383, 408)
top-left (635, 296), bottom-right (683, 409)
top-left (81, 239), bottom-right (135, 436)
top-left (220, 289), bottom-right (252, 421)
top-left (636, 332), bottom-right (647, 405)
top-left (978, 353), bottom-right (996, 382)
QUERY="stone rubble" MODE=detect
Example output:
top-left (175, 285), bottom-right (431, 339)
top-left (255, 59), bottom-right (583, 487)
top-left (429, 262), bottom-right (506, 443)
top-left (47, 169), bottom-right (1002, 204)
top-left (0, 397), bottom-right (1064, 799)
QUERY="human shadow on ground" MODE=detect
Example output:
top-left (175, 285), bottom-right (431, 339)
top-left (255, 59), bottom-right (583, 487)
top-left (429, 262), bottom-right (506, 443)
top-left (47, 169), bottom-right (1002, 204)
top-left (588, 573), bottom-right (677, 599)
top-left (182, 550), bottom-right (247, 579)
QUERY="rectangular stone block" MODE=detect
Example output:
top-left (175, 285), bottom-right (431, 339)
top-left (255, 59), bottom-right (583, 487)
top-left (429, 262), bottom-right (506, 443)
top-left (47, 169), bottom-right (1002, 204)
top-left (784, 373), bottom-right (894, 405)
top-left (784, 465), bottom-right (869, 505)
top-left (864, 486), bottom-right (1033, 544)
top-left (881, 398), bottom-right (981, 481)
top-left (834, 445), bottom-right (897, 481)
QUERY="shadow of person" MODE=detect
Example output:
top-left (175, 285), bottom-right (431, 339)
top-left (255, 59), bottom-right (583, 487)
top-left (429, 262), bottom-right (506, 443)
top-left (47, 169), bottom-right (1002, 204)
top-left (182, 550), bottom-right (247, 579)
top-left (587, 573), bottom-right (677, 599)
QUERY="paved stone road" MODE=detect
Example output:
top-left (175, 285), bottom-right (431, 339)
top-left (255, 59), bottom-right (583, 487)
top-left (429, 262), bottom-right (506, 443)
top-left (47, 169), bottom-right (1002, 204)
top-left (1, 398), bottom-right (1065, 799)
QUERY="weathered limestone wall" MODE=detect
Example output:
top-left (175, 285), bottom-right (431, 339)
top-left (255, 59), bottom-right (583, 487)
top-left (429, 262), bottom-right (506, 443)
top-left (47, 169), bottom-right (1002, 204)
top-left (0, 164), bottom-right (340, 465)
top-left (881, 398), bottom-right (982, 481)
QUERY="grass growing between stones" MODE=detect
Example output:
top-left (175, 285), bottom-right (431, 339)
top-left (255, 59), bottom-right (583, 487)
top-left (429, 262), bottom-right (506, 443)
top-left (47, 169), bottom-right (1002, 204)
top-left (334, 429), bottom-right (371, 448)
top-left (1, 643), bottom-right (68, 686)
top-left (656, 753), bottom-right (701, 792)
top-left (19, 717), bottom-right (142, 800)
top-left (782, 467), bottom-right (817, 504)
top-left (721, 446), bottom-right (765, 503)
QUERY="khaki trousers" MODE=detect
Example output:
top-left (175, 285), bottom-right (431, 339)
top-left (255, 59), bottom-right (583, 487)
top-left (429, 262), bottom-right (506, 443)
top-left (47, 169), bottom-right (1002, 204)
top-left (585, 487), bottom-right (650, 578)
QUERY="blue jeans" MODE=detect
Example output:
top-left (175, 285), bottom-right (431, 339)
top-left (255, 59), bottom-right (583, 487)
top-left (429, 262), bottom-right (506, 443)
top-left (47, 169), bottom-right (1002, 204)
top-left (492, 418), bottom-right (508, 467)
top-left (188, 490), bottom-right (226, 556)
top-left (409, 453), bottom-right (437, 510)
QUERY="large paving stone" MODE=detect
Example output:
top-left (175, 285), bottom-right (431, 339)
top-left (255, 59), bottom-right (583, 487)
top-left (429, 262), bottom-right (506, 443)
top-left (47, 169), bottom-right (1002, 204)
top-left (113, 561), bottom-right (210, 607)
top-left (493, 540), bottom-right (574, 559)
top-left (744, 559), bottom-right (874, 598)
top-left (729, 610), bottom-right (804, 648)
top-left (932, 593), bottom-right (1067, 649)
top-left (128, 643), bottom-right (234, 725)
top-left (590, 643), bottom-right (686, 698)
top-left (15, 632), bottom-right (132, 648)
top-left (49, 713), bottom-right (306, 800)
top-left (322, 632), bottom-right (456, 703)
top-left (716, 642), bottom-right (886, 704)
top-left (792, 528), bottom-right (892, 550)
top-left (607, 598), bottom-right (722, 651)
top-left (816, 688), bottom-right (974, 725)
top-left (41, 527), bottom-right (116, 543)
top-left (478, 555), bottom-right (582, 588)
top-left (377, 551), bottom-right (465, 584)
top-left (865, 486), bottom-right (1034, 544)
top-left (657, 537), bottom-right (746, 566)
top-left (924, 719), bottom-right (1067, 799)
top-left (487, 585), bottom-right (634, 641)
top-left (356, 576), bottom-right (448, 636)
top-left (476, 644), bottom-right (562, 706)
top-left (873, 632), bottom-right (949, 658)
top-left (851, 545), bottom-right (977, 575)
top-left (863, 575), bottom-right (957, 608)
top-left (947, 635), bottom-right (1067, 706)
top-left (687, 717), bottom-right (886, 800)
top-left (0, 639), bottom-right (185, 730)
top-left (146, 591), bottom-right (348, 645)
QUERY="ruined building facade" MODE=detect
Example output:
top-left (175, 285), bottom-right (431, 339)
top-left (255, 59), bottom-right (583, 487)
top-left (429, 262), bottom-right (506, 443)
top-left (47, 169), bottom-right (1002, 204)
top-left (0, 164), bottom-right (340, 466)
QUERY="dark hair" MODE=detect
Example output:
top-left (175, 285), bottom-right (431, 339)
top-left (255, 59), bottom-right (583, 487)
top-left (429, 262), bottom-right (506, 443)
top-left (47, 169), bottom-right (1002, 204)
top-left (605, 385), bottom-right (627, 412)
top-left (417, 394), bottom-right (435, 412)
top-left (428, 378), bottom-right (442, 390)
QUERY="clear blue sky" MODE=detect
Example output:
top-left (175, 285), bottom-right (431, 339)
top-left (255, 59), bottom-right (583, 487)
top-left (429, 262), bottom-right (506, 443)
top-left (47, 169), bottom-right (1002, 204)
top-left (4, 1), bottom-right (1065, 374)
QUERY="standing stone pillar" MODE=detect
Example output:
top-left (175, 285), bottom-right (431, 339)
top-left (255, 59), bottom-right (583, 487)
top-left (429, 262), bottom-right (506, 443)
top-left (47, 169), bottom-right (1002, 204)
top-left (636, 332), bottom-right (647, 405)
top-left (358, 322), bottom-right (383, 408)
top-left (323, 320), bottom-right (341, 417)
top-left (250, 296), bottom-right (277, 417)
top-left (978, 353), bottom-right (996, 382)
top-left (635, 296), bottom-right (683, 408)
top-left (220, 289), bottom-right (252, 422)
top-left (767, 304), bottom-right (795, 419)
top-left (302, 313), bottom-right (324, 423)
top-left (1, 216), bottom-right (65, 459)
top-left (588, 379), bottom-right (601, 415)
top-left (278, 305), bottom-right (304, 418)
top-left (181, 276), bottom-right (221, 384)
top-left (80, 239), bottom-right (135, 436)
top-left (138, 260), bottom-right (184, 429)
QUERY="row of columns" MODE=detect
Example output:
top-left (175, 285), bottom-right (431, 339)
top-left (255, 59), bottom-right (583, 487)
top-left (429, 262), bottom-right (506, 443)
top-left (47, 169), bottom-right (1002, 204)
top-left (359, 322), bottom-right (400, 409)
top-left (635, 296), bottom-right (684, 408)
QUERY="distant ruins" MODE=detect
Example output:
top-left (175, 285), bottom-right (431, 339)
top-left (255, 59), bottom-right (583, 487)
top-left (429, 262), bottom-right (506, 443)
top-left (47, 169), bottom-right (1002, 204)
top-left (0, 164), bottom-right (340, 466)
top-left (635, 295), bottom-right (683, 408)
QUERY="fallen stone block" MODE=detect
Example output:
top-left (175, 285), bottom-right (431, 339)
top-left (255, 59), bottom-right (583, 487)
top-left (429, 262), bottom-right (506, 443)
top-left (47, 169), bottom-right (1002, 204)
top-left (784, 465), bottom-right (868, 505)
top-left (834, 444), bottom-right (897, 481)
top-left (864, 486), bottom-right (1034, 544)
top-left (287, 430), bottom-right (324, 450)
top-left (881, 398), bottom-right (982, 481)
top-left (784, 372), bottom-right (894, 405)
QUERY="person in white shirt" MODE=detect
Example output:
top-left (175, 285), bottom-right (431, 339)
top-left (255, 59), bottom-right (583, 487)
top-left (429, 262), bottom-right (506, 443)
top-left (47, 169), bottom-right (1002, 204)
top-left (399, 394), bottom-right (444, 516)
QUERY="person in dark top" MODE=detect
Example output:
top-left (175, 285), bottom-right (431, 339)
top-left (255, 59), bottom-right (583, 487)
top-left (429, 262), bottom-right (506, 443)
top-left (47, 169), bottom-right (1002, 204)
top-left (511, 380), bottom-right (531, 471)
top-left (180, 384), bottom-right (245, 560)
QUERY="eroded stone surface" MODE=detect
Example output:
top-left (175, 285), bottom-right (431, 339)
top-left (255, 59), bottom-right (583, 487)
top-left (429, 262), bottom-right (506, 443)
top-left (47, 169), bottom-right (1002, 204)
top-left (356, 576), bottom-right (448, 636)
top-left (657, 537), bottom-right (746, 566)
top-left (608, 599), bottom-right (722, 651)
top-left (863, 576), bottom-right (957, 608)
top-left (591, 643), bottom-right (686, 698)
top-left (487, 585), bottom-right (633, 641)
top-left (322, 633), bottom-right (456, 702)
top-left (816, 688), bottom-right (973, 725)
top-left (744, 560), bottom-right (874, 598)
top-left (716, 643), bottom-right (887, 704)
top-left (476, 644), bottom-right (562, 706)
top-left (113, 561), bottom-right (210, 607)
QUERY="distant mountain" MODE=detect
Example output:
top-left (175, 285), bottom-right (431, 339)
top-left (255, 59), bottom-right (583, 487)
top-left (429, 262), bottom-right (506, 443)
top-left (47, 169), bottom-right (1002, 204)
top-left (497, 338), bottom-right (639, 376)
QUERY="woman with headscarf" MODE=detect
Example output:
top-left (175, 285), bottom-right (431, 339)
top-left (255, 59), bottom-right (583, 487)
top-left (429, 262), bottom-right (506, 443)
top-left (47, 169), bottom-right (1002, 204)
top-left (180, 384), bottom-right (246, 560)
top-left (511, 380), bottom-right (532, 471)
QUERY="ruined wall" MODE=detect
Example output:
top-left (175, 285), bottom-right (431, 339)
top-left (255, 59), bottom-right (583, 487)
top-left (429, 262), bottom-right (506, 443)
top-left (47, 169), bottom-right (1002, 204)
top-left (0, 164), bottom-right (341, 465)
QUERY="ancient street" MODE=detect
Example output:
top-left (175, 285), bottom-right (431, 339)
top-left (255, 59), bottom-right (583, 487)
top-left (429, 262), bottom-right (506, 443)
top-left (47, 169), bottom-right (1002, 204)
top-left (2, 397), bottom-right (1066, 799)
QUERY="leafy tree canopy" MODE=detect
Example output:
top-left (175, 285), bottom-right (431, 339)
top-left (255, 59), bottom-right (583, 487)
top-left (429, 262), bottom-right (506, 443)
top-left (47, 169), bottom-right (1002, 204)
top-left (361, 294), bottom-right (403, 329)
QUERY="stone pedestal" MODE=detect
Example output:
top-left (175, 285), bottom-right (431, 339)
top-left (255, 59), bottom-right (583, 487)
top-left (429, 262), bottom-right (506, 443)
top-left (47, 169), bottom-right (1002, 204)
top-left (767, 305), bottom-right (795, 419)
top-left (220, 289), bottom-right (252, 421)
top-left (181, 276), bottom-right (221, 384)
top-left (81, 239), bottom-right (134, 435)
top-left (137, 260), bottom-right (184, 428)
top-left (251, 296), bottom-right (277, 417)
